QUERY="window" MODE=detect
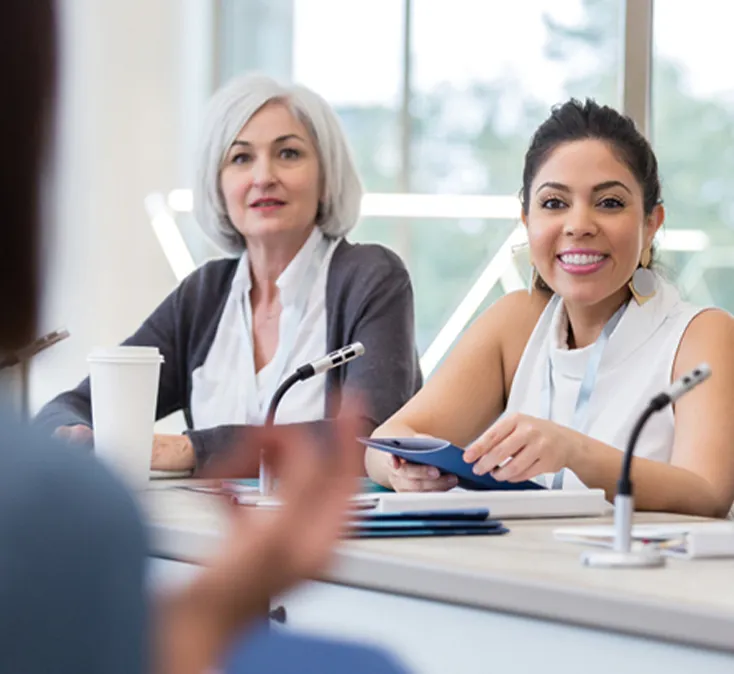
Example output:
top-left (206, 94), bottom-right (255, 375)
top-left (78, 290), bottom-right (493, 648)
top-left (167, 1), bottom-right (703, 373)
top-left (652, 0), bottom-right (734, 311)
top-left (292, 0), bottom-right (405, 194)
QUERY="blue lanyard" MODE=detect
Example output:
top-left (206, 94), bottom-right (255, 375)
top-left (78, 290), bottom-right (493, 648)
top-left (542, 299), bottom-right (628, 489)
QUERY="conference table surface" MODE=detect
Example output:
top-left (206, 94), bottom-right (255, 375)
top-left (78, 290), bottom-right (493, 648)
top-left (142, 480), bottom-right (734, 656)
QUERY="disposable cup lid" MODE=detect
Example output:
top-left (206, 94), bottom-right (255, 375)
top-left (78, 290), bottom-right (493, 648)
top-left (87, 346), bottom-right (164, 363)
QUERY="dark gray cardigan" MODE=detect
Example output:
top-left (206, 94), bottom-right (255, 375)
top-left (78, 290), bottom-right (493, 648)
top-left (34, 240), bottom-right (422, 466)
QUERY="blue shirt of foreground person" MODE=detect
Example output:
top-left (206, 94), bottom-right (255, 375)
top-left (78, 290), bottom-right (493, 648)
top-left (0, 411), bottom-right (148, 673)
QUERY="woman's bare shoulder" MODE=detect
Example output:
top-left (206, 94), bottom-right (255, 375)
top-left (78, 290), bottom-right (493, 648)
top-left (469, 289), bottom-right (551, 389)
top-left (675, 307), bottom-right (734, 374)
top-left (473, 288), bottom-right (551, 335)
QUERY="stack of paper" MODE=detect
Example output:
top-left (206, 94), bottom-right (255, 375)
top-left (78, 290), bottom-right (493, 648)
top-left (554, 522), bottom-right (734, 559)
top-left (374, 489), bottom-right (610, 519)
top-left (174, 482), bottom-right (610, 521)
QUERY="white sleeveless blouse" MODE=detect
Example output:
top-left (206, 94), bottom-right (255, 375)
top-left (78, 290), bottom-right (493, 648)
top-left (504, 277), bottom-right (708, 489)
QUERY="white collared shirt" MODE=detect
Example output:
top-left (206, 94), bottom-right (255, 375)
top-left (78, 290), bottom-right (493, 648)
top-left (190, 228), bottom-right (339, 428)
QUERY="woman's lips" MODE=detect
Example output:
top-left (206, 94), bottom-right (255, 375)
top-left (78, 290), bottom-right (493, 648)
top-left (250, 199), bottom-right (286, 214)
top-left (556, 251), bottom-right (609, 275)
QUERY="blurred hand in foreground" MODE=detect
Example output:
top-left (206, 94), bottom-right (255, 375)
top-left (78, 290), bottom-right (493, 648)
top-left (158, 400), bottom-right (363, 674)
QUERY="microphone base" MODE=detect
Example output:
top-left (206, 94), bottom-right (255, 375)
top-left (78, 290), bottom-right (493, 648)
top-left (259, 460), bottom-right (275, 496)
top-left (580, 549), bottom-right (665, 568)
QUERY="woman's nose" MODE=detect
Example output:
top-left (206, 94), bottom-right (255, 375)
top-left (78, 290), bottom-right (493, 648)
top-left (251, 158), bottom-right (275, 186)
top-left (563, 205), bottom-right (598, 237)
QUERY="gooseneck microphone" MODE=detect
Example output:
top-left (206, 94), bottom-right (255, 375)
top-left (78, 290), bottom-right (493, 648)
top-left (259, 342), bottom-right (366, 495)
top-left (581, 363), bottom-right (712, 568)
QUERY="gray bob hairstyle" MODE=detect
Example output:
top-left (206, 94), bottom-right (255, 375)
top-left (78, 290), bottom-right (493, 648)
top-left (194, 73), bottom-right (364, 255)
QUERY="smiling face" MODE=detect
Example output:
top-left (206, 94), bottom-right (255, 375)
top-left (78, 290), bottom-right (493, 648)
top-left (523, 138), bottom-right (663, 309)
top-left (219, 101), bottom-right (322, 245)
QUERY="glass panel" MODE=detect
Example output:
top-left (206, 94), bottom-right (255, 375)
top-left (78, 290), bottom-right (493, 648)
top-left (352, 218), bottom-right (519, 353)
top-left (652, 0), bottom-right (734, 311)
top-left (291, 0), bottom-right (404, 192)
top-left (218, 0), bottom-right (404, 193)
top-left (218, 0), bottom-right (295, 83)
top-left (411, 0), bottom-right (623, 194)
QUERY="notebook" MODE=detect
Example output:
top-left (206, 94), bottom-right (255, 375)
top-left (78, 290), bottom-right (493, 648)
top-left (359, 437), bottom-right (545, 491)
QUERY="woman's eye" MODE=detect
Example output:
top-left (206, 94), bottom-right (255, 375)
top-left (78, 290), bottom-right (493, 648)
top-left (598, 197), bottom-right (625, 209)
top-left (279, 147), bottom-right (301, 160)
top-left (231, 152), bottom-right (252, 165)
top-left (541, 197), bottom-right (567, 210)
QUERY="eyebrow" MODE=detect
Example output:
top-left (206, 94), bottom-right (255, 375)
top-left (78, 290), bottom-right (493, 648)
top-left (229, 133), bottom-right (307, 149)
top-left (535, 180), bottom-right (632, 195)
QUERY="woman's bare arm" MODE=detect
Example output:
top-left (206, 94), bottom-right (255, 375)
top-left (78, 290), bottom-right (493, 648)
top-left (366, 290), bottom-right (548, 488)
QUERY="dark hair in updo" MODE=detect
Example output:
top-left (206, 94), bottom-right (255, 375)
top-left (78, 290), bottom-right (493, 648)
top-left (521, 98), bottom-right (662, 216)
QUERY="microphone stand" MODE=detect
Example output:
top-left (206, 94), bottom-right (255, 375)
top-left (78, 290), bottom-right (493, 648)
top-left (259, 372), bottom-right (302, 496)
top-left (580, 363), bottom-right (711, 569)
top-left (259, 343), bottom-right (365, 496)
top-left (259, 342), bottom-right (364, 629)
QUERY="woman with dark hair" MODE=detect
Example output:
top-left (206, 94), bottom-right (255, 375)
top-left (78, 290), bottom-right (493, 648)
top-left (367, 99), bottom-right (734, 519)
top-left (0, 3), bottom-right (404, 674)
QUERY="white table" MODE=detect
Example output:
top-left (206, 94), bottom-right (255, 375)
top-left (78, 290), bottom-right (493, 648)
top-left (143, 485), bottom-right (734, 674)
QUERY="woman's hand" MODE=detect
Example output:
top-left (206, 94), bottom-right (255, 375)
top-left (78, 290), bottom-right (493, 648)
top-left (386, 454), bottom-right (459, 492)
top-left (151, 434), bottom-right (196, 472)
top-left (206, 414), bottom-right (362, 605)
top-left (463, 413), bottom-right (582, 483)
top-left (376, 434), bottom-right (459, 492)
top-left (158, 408), bottom-right (363, 673)
top-left (54, 424), bottom-right (94, 446)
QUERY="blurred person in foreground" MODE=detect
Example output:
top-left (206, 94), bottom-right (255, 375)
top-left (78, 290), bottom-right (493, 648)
top-left (0, 2), bottom-right (406, 673)
top-left (36, 72), bottom-right (421, 475)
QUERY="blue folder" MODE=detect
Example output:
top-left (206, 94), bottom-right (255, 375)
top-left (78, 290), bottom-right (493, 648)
top-left (359, 437), bottom-right (545, 491)
top-left (346, 517), bottom-right (509, 539)
top-left (345, 526), bottom-right (509, 539)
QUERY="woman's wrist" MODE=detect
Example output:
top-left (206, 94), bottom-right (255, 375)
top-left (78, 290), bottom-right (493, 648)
top-left (156, 585), bottom-right (226, 674)
top-left (365, 447), bottom-right (393, 489)
top-left (151, 434), bottom-right (196, 471)
top-left (564, 427), bottom-right (590, 476)
top-left (156, 568), bottom-right (264, 674)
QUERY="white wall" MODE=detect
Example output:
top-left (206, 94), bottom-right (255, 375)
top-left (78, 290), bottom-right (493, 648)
top-left (30, 0), bottom-right (214, 419)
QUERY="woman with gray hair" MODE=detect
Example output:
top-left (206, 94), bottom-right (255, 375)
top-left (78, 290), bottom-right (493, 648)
top-left (36, 73), bottom-right (421, 473)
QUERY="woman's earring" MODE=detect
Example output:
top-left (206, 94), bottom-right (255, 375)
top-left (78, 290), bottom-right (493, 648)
top-left (628, 247), bottom-right (656, 305)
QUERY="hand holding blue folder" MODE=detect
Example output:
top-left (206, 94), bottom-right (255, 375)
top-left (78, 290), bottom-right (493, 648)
top-left (359, 436), bottom-right (545, 492)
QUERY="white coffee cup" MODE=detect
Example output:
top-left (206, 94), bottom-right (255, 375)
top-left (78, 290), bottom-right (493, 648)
top-left (88, 346), bottom-right (164, 490)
